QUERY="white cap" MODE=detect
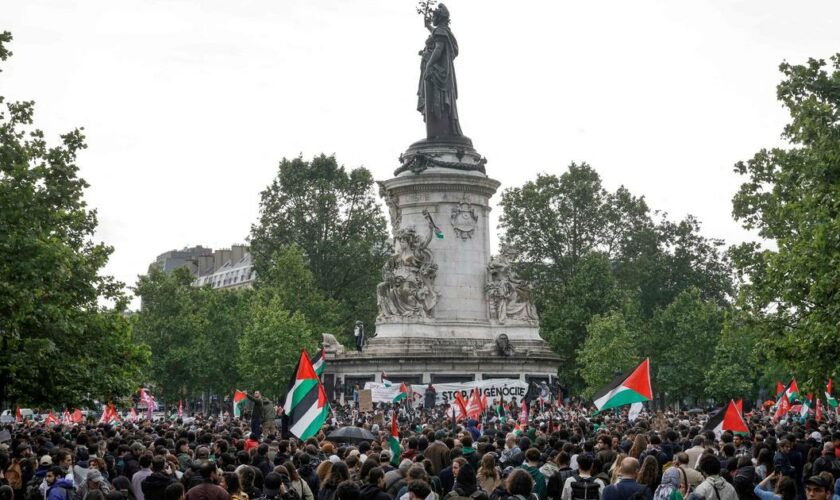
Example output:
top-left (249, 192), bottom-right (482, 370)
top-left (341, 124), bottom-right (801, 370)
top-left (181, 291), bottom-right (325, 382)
top-left (811, 431), bottom-right (823, 442)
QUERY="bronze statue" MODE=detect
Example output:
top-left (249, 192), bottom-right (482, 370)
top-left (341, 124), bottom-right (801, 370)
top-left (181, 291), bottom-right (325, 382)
top-left (417, 4), bottom-right (462, 140)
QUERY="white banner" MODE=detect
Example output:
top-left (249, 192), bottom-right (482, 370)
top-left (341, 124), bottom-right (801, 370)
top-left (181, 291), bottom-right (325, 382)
top-left (364, 379), bottom-right (528, 406)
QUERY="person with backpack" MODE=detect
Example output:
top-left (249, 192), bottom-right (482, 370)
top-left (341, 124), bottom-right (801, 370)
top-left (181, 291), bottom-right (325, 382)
top-left (691, 455), bottom-right (737, 500)
top-left (561, 454), bottom-right (604, 500)
top-left (547, 452), bottom-right (575, 500)
top-left (601, 458), bottom-right (651, 500)
top-left (520, 450), bottom-right (546, 500)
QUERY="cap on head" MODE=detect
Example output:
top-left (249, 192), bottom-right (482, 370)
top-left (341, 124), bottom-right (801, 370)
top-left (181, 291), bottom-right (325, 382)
top-left (806, 476), bottom-right (831, 490)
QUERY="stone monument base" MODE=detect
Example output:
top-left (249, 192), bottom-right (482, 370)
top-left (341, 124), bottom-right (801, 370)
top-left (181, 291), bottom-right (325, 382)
top-left (321, 333), bottom-right (561, 402)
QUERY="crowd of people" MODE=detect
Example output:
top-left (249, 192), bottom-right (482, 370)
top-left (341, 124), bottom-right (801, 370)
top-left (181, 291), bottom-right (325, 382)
top-left (2, 400), bottom-right (839, 500)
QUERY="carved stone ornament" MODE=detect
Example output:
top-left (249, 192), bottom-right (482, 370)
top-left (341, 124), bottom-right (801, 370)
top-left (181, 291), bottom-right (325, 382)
top-left (378, 182), bottom-right (401, 236)
top-left (322, 333), bottom-right (345, 355)
top-left (485, 248), bottom-right (538, 324)
top-left (495, 333), bottom-right (515, 357)
top-left (450, 197), bottom-right (477, 240)
top-left (376, 209), bottom-right (441, 320)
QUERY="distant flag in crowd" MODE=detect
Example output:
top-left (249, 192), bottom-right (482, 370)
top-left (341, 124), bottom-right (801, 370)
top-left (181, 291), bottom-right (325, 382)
top-left (393, 383), bottom-right (410, 404)
top-left (704, 400), bottom-right (750, 437)
top-left (799, 393), bottom-right (813, 422)
top-left (283, 350), bottom-right (330, 441)
top-left (786, 379), bottom-right (800, 402)
top-left (466, 388), bottom-right (484, 420)
top-left (62, 410), bottom-right (72, 426)
top-left (233, 390), bottom-right (248, 418)
top-left (72, 409), bottom-right (83, 423)
top-left (481, 393), bottom-right (489, 411)
top-left (816, 396), bottom-right (824, 422)
top-left (129, 408), bottom-right (138, 423)
top-left (826, 379), bottom-right (838, 409)
top-left (178, 400), bottom-right (184, 419)
top-left (774, 393), bottom-right (791, 421)
top-left (15, 405), bottom-right (22, 423)
top-left (140, 388), bottom-right (156, 420)
top-left (556, 389), bottom-right (564, 408)
top-left (628, 402), bottom-right (643, 422)
top-left (44, 412), bottom-right (60, 426)
top-left (381, 372), bottom-right (392, 387)
top-left (388, 411), bottom-right (401, 467)
top-left (519, 398), bottom-right (529, 426)
top-left (99, 403), bottom-right (120, 425)
top-left (453, 392), bottom-right (468, 420)
top-left (310, 346), bottom-right (326, 377)
top-left (776, 381), bottom-right (785, 397)
top-left (593, 358), bottom-right (653, 412)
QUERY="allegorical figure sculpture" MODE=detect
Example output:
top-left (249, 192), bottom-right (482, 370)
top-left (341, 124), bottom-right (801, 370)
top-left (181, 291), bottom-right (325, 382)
top-left (377, 210), bottom-right (441, 320)
top-left (486, 249), bottom-right (538, 324)
top-left (417, 4), bottom-right (462, 139)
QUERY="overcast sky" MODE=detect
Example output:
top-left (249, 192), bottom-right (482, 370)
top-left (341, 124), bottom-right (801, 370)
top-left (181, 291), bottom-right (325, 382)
top-left (4, 0), bottom-right (839, 308)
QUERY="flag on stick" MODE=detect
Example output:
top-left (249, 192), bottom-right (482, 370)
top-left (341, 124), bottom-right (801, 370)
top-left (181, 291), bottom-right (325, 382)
top-left (15, 406), bottom-right (22, 423)
top-left (774, 393), bottom-right (791, 421)
top-left (283, 350), bottom-right (330, 441)
top-left (786, 379), bottom-right (800, 402)
top-left (704, 400), bottom-right (749, 437)
top-left (44, 412), bottom-right (60, 426)
top-left (826, 379), bottom-right (838, 409)
top-left (310, 346), bottom-right (326, 377)
top-left (592, 359), bottom-right (653, 412)
top-left (62, 410), bottom-right (72, 426)
top-left (775, 381), bottom-right (785, 397)
top-left (72, 409), bottom-right (83, 423)
top-left (466, 388), bottom-right (483, 420)
top-left (233, 390), bottom-right (247, 418)
top-left (393, 383), bottom-right (410, 404)
top-left (388, 411), bottom-right (401, 467)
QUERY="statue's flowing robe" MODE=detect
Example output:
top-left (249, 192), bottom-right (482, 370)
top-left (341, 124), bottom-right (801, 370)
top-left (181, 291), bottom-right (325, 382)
top-left (417, 25), bottom-right (462, 138)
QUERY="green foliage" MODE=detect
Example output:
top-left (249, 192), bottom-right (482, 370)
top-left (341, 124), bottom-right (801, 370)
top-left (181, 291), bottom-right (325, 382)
top-left (250, 154), bottom-right (390, 341)
top-left (578, 305), bottom-right (644, 399)
top-left (731, 54), bottom-right (840, 381)
top-left (705, 310), bottom-right (760, 401)
top-left (648, 288), bottom-right (724, 402)
top-left (238, 294), bottom-right (315, 399)
top-left (499, 163), bottom-right (732, 394)
top-left (0, 31), bottom-right (149, 407)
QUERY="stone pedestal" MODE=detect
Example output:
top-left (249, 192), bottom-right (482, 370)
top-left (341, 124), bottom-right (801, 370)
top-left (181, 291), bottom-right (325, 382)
top-left (323, 140), bottom-right (560, 393)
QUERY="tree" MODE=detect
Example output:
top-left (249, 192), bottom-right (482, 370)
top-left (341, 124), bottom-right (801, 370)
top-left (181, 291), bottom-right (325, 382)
top-left (731, 54), bottom-right (840, 380)
top-left (250, 154), bottom-right (390, 340)
top-left (238, 294), bottom-right (315, 399)
top-left (705, 310), bottom-right (760, 402)
top-left (648, 288), bottom-right (724, 403)
top-left (0, 32), bottom-right (148, 406)
top-left (578, 304), bottom-right (645, 399)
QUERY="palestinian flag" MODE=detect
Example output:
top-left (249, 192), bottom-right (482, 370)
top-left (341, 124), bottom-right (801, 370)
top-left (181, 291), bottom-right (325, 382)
top-left (826, 379), bottom-right (838, 409)
top-left (799, 394), bottom-right (813, 422)
top-left (593, 358), bottom-right (653, 412)
top-left (704, 400), bottom-right (749, 437)
top-left (786, 379), bottom-right (800, 402)
top-left (310, 346), bottom-right (325, 377)
top-left (233, 390), bottom-right (248, 418)
top-left (387, 411), bottom-right (401, 467)
top-left (381, 372), bottom-right (392, 387)
top-left (393, 383), bottom-right (410, 403)
top-left (283, 350), bottom-right (330, 440)
top-left (775, 381), bottom-right (785, 397)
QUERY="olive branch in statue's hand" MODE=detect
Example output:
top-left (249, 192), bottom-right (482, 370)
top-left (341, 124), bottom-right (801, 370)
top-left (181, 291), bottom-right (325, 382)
top-left (416, 0), bottom-right (437, 27)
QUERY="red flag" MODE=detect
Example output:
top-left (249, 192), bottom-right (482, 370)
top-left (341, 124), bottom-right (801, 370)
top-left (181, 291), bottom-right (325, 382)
top-left (72, 409), bottom-right (83, 423)
top-left (15, 405), bottom-right (22, 423)
top-left (519, 398), bottom-right (529, 425)
top-left (466, 388), bottom-right (483, 420)
top-left (735, 399), bottom-right (744, 415)
top-left (178, 400), bottom-right (184, 419)
top-left (453, 392), bottom-right (468, 420)
top-left (816, 396), bottom-right (823, 421)
top-left (776, 381), bottom-right (785, 397)
top-left (44, 412), bottom-right (59, 426)
top-left (129, 408), bottom-right (138, 422)
top-left (62, 410), bottom-right (72, 425)
top-left (774, 393), bottom-right (791, 421)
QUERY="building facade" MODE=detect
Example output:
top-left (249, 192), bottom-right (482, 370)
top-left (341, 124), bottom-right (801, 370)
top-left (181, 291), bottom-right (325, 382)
top-left (149, 244), bottom-right (255, 290)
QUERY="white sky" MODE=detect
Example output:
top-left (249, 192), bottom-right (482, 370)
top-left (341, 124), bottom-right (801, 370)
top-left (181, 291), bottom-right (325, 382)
top-left (3, 0), bottom-right (839, 309)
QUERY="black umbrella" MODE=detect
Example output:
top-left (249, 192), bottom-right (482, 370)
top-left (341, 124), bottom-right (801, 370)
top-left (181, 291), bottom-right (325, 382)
top-left (326, 426), bottom-right (376, 443)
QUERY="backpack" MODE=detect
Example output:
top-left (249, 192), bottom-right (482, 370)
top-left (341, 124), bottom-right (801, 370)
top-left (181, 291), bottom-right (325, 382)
top-left (24, 477), bottom-right (43, 500)
top-left (570, 476), bottom-right (600, 500)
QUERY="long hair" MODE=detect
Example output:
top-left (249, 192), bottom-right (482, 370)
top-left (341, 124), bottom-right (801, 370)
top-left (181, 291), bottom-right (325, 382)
top-left (638, 456), bottom-right (659, 489)
top-left (478, 454), bottom-right (498, 481)
top-left (628, 435), bottom-right (648, 459)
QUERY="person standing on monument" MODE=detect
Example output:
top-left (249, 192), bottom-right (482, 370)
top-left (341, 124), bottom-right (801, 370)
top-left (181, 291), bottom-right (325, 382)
top-left (353, 321), bottom-right (365, 352)
top-left (417, 4), bottom-right (462, 139)
top-left (245, 390), bottom-right (275, 436)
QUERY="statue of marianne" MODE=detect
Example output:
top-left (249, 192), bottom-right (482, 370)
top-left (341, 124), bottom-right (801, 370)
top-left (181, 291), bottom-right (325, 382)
top-left (417, 4), bottom-right (463, 140)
